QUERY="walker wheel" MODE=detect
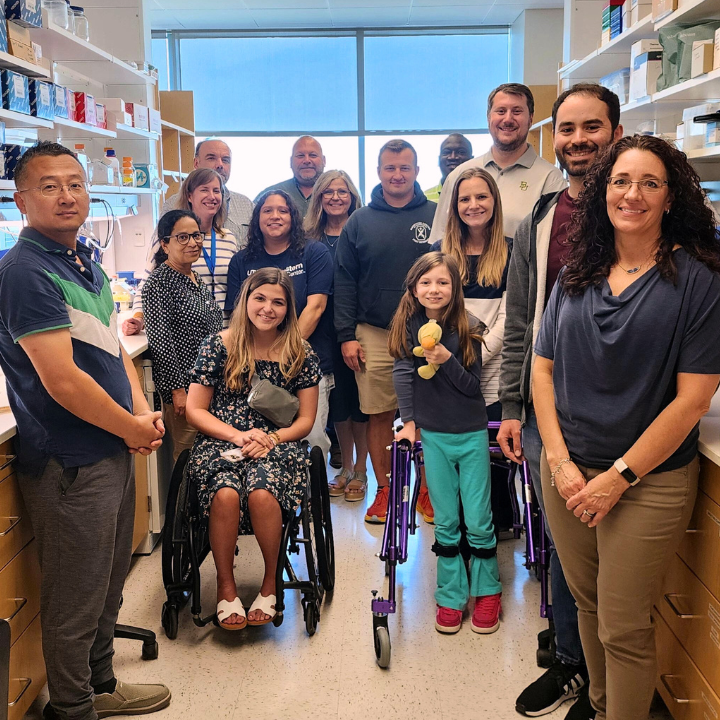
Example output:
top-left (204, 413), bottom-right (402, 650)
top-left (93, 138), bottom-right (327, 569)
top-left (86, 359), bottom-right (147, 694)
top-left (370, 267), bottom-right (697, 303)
top-left (374, 625), bottom-right (391, 668)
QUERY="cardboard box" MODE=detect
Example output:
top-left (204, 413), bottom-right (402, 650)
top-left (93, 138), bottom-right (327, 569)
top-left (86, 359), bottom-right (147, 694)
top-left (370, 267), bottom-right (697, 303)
top-left (125, 102), bottom-right (148, 131)
top-left (683, 102), bottom-right (720, 136)
top-left (28, 78), bottom-right (52, 119)
top-left (95, 102), bottom-right (106, 129)
top-left (631, 0), bottom-right (651, 25)
top-left (631, 38), bottom-right (662, 63)
top-left (1, 69), bottom-right (28, 114)
top-left (630, 50), bottom-right (663, 101)
top-left (52, 83), bottom-right (68, 118)
top-left (4, 0), bottom-right (40, 28)
top-left (715, 28), bottom-right (720, 70)
top-left (0, 143), bottom-right (24, 179)
top-left (691, 40), bottom-right (715, 78)
top-left (7, 20), bottom-right (34, 63)
top-left (73, 91), bottom-right (96, 125)
top-left (652, 0), bottom-right (676, 22)
top-left (98, 97), bottom-right (125, 114)
top-left (148, 107), bottom-right (161, 134)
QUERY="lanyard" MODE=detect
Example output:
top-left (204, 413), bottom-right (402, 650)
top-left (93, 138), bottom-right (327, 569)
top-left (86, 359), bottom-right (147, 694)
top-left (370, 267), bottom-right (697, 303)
top-left (202, 228), bottom-right (217, 276)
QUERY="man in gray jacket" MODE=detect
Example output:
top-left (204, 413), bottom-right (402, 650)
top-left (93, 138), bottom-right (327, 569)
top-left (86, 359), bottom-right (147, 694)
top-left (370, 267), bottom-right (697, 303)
top-left (498, 84), bottom-right (622, 720)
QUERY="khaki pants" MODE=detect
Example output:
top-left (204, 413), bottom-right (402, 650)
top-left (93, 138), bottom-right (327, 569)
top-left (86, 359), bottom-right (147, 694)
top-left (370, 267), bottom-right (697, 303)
top-left (541, 450), bottom-right (698, 720)
top-left (354, 323), bottom-right (397, 415)
top-left (163, 404), bottom-right (197, 463)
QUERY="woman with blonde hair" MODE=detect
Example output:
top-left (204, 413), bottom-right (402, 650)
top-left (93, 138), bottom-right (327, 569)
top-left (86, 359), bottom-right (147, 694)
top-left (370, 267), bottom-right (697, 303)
top-left (186, 267), bottom-right (321, 630)
top-left (305, 171), bottom-right (370, 501)
top-left (431, 166), bottom-right (513, 530)
top-left (125, 167), bottom-right (240, 333)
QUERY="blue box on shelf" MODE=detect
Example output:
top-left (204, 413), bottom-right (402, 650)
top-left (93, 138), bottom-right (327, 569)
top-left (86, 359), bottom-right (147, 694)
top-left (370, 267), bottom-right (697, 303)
top-left (0, 122), bottom-right (6, 145)
top-left (0, 143), bottom-right (25, 180)
top-left (0, 2), bottom-right (8, 53)
top-left (52, 83), bottom-right (69, 119)
top-left (1, 70), bottom-right (30, 115)
top-left (29, 79), bottom-right (53, 120)
top-left (5, 0), bottom-right (41, 28)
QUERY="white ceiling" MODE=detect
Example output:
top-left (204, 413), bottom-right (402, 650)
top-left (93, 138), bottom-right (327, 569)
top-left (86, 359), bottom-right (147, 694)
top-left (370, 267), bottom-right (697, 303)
top-left (149, 0), bottom-right (563, 31)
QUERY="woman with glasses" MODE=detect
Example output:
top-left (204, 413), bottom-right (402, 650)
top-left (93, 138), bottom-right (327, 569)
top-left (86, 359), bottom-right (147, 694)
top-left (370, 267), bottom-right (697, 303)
top-left (125, 167), bottom-right (239, 335)
top-left (532, 135), bottom-right (720, 720)
top-left (225, 190), bottom-right (334, 458)
top-left (304, 171), bottom-right (370, 501)
top-left (143, 209), bottom-right (223, 461)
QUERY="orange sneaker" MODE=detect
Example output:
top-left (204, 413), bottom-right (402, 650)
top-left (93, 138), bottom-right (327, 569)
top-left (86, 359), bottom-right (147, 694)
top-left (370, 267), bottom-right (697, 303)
top-left (416, 487), bottom-right (435, 524)
top-left (365, 486), bottom-right (390, 524)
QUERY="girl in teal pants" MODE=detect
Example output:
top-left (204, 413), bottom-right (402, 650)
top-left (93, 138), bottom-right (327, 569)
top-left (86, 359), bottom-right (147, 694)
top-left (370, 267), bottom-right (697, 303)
top-left (388, 251), bottom-right (502, 635)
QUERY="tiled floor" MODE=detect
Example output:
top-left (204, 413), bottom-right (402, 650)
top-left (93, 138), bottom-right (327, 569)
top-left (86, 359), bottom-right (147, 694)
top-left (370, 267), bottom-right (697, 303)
top-left (24, 467), bottom-right (672, 720)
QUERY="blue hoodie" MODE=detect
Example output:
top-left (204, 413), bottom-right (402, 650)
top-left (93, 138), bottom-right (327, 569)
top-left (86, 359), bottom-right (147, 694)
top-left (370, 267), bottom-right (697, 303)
top-left (334, 182), bottom-right (436, 342)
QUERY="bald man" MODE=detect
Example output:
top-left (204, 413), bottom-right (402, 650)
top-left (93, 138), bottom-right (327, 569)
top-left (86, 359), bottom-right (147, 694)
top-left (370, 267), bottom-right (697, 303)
top-left (256, 135), bottom-right (326, 218)
top-left (424, 133), bottom-right (473, 202)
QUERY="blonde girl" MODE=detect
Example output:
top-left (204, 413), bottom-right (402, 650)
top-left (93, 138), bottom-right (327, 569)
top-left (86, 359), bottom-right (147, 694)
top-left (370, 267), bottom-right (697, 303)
top-left (186, 267), bottom-right (321, 631)
top-left (389, 252), bottom-right (502, 635)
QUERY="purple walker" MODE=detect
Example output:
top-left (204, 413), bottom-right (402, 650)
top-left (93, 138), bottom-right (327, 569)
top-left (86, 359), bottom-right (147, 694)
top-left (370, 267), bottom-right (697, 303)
top-left (371, 439), bottom-right (422, 668)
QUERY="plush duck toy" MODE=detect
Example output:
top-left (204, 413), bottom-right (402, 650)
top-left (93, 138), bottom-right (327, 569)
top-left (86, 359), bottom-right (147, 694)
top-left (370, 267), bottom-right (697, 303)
top-left (412, 319), bottom-right (442, 379)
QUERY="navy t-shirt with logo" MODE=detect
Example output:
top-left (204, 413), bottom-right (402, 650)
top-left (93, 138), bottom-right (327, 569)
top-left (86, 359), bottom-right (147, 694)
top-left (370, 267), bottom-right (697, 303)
top-left (0, 228), bottom-right (132, 471)
top-left (225, 241), bottom-right (334, 374)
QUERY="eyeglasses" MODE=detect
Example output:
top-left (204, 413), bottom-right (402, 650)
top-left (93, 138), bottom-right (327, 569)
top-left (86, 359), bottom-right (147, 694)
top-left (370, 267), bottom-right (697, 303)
top-left (163, 232), bottom-right (204, 246)
top-left (321, 189), bottom-right (350, 199)
top-left (17, 182), bottom-right (90, 197)
top-left (607, 177), bottom-right (668, 194)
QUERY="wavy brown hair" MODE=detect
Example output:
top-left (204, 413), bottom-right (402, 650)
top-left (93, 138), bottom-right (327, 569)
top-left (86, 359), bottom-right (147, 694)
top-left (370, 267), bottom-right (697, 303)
top-left (244, 190), bottom-right (305, 262)
top-left (178, 168), bottom-right (228, 236)
top-left (562, 134), bottom-right (720, 296)
top-left (224, 267), bottom-right (306, 392)
top-left (303, 170), bottom-right (362, 240)
top-left (388, 252), bottom-right (485, 369)
top-left (442, 167), bottom-right (507, 287)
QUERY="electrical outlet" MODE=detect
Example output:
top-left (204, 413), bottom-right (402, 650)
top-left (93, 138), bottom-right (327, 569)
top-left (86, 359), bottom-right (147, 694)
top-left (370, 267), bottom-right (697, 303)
top-left (134, 230), bottom-right (145, 247)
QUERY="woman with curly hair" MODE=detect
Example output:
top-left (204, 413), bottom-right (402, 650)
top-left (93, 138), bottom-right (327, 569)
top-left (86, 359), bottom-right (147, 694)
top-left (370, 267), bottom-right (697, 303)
top-left (532, 134), bottom-right (720, 720)
top-left (225, 190), bottom-right (333, 456)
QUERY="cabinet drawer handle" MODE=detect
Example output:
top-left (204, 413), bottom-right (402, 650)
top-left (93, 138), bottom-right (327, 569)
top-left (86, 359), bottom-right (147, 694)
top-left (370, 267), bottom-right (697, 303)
top-left (0, 454), bottom-right (16, 472)
top-left (1, 597), bottom-right (27, 622)
top-left (661, 675), bottom-right (693, 704)
top-left (8, 677), bottom-right (31, 707)
top-left (664, 594), bottom-right (701, 619)
top-left (685, 528), bottom-right (699, 534)
top-left (0, 516), bottom-right (21, 537)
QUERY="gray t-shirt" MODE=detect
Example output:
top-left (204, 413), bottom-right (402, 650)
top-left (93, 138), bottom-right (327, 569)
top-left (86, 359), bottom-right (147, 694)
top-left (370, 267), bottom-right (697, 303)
top-left (535, 249), bottom-right (720, 472)
top-left (255, 178), bottom-right (313, 218)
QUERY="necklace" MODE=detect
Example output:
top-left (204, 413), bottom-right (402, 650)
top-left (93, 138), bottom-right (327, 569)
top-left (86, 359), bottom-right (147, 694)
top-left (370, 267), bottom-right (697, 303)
top-left (322, 232), bottom-right (340, 248)
top-left (617, 262), bottom-right (642, 274)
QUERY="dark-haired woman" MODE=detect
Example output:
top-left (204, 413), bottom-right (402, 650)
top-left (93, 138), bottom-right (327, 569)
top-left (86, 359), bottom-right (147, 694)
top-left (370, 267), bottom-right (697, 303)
top-left (226, 190), bottom-right (333, 456)
top-left (532, 135), bottom-right (720, 720)
top-left (143, 209), bottom-right (223, 461)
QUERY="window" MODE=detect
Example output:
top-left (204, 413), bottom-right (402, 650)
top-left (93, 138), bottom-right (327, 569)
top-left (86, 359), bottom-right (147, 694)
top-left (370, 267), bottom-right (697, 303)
top-left (151, 37), bottom-right (169, 91)
top-left (179, 37), bottom-right (358, 134)
top-left (363, 34), bottom-right (508, 132)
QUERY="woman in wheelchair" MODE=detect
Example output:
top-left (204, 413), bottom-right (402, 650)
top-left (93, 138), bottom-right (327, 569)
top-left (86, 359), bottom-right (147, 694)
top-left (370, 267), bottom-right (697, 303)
top-left (185, 267), bottom-right (321, 630)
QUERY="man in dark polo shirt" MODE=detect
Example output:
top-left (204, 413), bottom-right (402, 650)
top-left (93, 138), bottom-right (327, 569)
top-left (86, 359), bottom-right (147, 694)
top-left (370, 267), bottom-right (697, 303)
top-left (498, 85), bottom-right (622, 720)
top-left (0, 142), bottom-right (170, 720)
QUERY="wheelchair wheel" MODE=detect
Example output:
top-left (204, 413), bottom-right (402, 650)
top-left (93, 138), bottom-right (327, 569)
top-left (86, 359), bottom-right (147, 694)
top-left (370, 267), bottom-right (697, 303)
top-left (161, 602), bottom-right (179, 640)
top-left (309, 446), bottom-right (335, 592)
top-left (304, 602), bottom-right (318, 636)
top-left (374, 625), bottom-right (391, 669)
top-left (301, 492), bottom-right (324, 614)
top-left (161, 450), bottom-right (192, 592)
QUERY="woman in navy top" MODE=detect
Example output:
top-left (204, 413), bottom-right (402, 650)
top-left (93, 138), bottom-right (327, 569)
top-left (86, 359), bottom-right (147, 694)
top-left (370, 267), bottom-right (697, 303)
top-left (533, 135), bottom-right (720, 720)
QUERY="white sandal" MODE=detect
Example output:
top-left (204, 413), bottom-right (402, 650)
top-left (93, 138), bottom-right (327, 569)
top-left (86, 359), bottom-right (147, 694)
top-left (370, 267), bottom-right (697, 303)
top-left (247, 592), bottom-right (277, 626)
top-left (216, 597), bottom-right (247, 630)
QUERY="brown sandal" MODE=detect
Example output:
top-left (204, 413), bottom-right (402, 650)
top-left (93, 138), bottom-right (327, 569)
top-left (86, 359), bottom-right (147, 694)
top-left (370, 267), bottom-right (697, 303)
top-left (329, 468), bottom-right (352, 497)
top-left (344, 472), bottom-right (367, 502)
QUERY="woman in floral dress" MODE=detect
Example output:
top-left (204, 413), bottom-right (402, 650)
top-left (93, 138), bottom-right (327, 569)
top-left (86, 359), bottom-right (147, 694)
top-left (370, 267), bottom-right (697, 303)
top-left (186, 267), bottom-right (321, 630)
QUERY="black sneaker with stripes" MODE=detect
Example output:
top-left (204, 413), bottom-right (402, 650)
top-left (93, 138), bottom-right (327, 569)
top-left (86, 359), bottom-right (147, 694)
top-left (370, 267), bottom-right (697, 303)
top-left (515, 661), bottom-right (588, 717)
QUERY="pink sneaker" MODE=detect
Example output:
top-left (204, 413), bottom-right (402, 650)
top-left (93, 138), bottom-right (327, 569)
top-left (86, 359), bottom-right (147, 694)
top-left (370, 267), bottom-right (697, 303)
top-left (435, 605), bottom-right (462, 634)
top-left (471, 593), bottom-right (502, 634)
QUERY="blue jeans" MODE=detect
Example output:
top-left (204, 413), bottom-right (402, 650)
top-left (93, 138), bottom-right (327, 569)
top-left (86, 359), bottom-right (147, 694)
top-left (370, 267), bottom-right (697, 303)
top-left (523, 409), bottom-right (585, 667)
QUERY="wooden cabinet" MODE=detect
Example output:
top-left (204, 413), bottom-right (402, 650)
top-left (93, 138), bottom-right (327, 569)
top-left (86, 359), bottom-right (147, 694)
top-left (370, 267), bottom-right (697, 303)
top-left (0, 438), bottom-right (44, 720)
top-left (657, 456), bottom-right (720, 717)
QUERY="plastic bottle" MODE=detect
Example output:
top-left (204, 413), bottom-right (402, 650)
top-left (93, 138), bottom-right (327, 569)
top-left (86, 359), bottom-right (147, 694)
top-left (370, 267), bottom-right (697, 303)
top-left (69, 6), bottom-right (89, 42)
top-left (103, 149), bottom-right (120, 187)
top-left (121, 157), bottom-right (136, 187)
top-left (73, 143), bottom-right (89, 178)
top-left (42, 0), bottom-right (69, 29)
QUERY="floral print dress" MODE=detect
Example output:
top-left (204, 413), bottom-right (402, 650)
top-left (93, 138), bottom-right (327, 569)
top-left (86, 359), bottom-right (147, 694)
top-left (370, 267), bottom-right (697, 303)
top-left (188, 333), bottom-right (322, 534)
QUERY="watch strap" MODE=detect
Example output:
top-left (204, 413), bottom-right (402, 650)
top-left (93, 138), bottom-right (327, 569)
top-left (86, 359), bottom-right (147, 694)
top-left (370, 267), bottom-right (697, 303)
top-left (614, 458), bottom-right (640, 486)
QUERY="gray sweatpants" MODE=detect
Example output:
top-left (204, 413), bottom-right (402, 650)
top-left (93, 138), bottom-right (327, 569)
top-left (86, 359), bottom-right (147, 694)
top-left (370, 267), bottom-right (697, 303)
top-left (17, 452), bottom-right (135, 720)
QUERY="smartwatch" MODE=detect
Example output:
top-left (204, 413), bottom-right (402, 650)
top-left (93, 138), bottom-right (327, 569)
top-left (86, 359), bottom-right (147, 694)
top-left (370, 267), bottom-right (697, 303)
top-left (614, 458), bottom-right (640, 486)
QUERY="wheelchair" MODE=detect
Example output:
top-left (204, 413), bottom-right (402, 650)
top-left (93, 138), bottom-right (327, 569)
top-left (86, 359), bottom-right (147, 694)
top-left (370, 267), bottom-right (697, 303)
top-left (160, 443), bottom-right (335, 639)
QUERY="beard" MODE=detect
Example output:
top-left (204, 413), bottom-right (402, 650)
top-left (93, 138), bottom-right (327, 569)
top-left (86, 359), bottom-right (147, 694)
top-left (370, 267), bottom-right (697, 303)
top-left (492, 127), bottom-right (527, 153)
top-left (557, 144), bottom-right (598, 177)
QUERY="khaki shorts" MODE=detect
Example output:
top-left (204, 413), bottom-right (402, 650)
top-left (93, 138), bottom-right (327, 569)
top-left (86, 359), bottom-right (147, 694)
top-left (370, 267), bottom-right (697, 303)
top-left (354, 323), bottom-right (398, 415)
